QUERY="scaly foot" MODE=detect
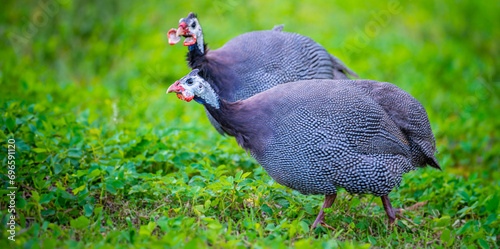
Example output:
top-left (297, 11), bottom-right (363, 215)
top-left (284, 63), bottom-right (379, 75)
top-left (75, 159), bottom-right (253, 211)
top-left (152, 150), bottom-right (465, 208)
top-left (320, 221), bottom-right (335, 231)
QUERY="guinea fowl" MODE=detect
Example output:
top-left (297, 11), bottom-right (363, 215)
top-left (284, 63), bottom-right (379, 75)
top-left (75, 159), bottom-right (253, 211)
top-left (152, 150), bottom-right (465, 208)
top-left (168, 12), bottom-right (358, 135)
top-left (167, 70), bottom-right (440, 227)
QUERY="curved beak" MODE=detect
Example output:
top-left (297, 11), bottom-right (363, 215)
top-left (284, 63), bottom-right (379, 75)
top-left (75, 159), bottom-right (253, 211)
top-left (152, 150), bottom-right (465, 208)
top-left (177, 22), bottom-right (188, 36)
top-left (167, 81), bottom-right (183, 93)
top-left (167, 81), bottom-right (194, 102)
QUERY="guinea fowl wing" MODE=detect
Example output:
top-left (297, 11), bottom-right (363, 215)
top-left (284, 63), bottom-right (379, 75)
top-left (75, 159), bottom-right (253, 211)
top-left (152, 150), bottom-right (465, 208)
top-left (355, 80), bottom-right (440, 169)
top-left (211, 31), bottom-right (340, 101)
top-left (241, 80), bottom-right (413, 196)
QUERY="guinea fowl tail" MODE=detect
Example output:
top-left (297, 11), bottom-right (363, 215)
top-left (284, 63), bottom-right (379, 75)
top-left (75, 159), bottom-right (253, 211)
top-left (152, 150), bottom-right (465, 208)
top-left (272, 24), bottom-right (285, 31)
top-left (428, 156), bottom-right (442, 170)
top-left (329, 54), bottom-right (359, 78)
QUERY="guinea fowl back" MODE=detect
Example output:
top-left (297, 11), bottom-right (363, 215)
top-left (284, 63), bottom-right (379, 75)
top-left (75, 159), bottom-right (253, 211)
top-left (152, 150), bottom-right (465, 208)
top-left (208, 30), bottom-right (354, 102)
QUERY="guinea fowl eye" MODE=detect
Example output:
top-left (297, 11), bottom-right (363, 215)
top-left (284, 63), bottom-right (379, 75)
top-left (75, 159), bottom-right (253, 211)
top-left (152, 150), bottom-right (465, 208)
top-left (186, 78), bottom-right (193, 85)
top-left (191, 22), bottom-right (196, 28)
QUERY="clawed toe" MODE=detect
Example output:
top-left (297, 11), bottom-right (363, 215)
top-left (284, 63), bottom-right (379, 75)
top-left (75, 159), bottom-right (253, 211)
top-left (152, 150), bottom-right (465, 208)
top-left (311, 221), bottom-right (335, 231)
top-left (393, 208), bottom-right (404, 214)
top-left (394, 201), bottom-right (428, 224)
top-left (383, 197), bottom-right (429, 224)
top-left (320, 221), bottom-right (335, 230)
top-left (406, 201), bottom-right (428, 211)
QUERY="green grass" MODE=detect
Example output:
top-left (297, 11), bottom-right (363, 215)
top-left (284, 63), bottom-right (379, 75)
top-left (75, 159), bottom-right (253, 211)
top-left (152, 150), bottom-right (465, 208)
top-left (0, 0), bottom-right (499, 248)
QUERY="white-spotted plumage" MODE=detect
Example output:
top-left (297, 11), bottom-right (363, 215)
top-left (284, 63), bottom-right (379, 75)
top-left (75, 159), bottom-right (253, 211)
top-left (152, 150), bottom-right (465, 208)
top-left (171, 75), bottom-right (439, 199)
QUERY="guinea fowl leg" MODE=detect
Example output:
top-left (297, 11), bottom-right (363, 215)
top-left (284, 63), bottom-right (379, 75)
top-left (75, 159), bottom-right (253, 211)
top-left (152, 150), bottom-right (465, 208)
top-left (382, 198), bottom-right (428, 225)
top-left (311, 194), bottom-right (337, 229)
top-left (381, 195), bottom-right (396, 224)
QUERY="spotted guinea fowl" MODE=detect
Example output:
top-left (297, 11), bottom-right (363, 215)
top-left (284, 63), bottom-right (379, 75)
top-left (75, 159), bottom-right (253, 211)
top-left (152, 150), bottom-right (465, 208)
top-left (168, 12), bottom-right (358, 135)
top-left (167, 70), bottom-right (440, 227)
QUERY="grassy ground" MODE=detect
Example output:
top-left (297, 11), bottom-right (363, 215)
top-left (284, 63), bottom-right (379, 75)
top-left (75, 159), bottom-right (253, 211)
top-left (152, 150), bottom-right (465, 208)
top-left (1, 0), bottom-right (499, 248)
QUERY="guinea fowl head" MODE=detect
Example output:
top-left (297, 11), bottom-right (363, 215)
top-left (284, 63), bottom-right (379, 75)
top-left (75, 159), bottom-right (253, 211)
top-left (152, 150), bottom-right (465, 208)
top-left (168, 12), bottom-right (204, 53)
top-left (167, 69), bottom-right (219, 108)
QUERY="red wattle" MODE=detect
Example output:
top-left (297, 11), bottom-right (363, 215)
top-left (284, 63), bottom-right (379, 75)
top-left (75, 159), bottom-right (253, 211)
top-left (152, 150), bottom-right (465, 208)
top-left (183, 34), bottom-right (197, 46)
top-left (168, 28), bottom-right (181, 45)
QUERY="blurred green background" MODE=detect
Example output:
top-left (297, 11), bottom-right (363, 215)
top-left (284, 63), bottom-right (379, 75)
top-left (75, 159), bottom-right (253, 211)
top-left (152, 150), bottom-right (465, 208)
top-left (1, 0), bottom-right (499, 248)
